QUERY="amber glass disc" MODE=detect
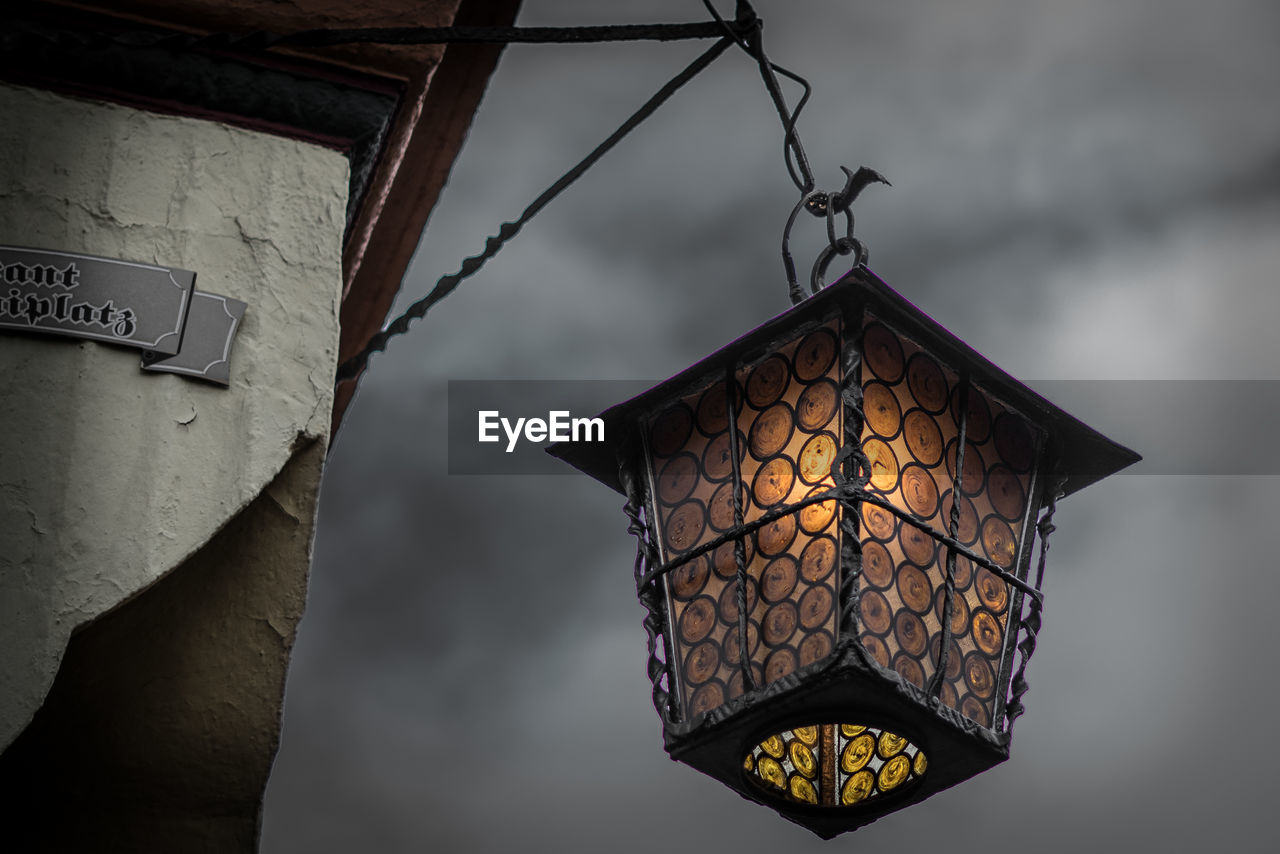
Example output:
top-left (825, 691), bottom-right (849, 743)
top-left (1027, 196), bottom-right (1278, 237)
top-left (980, 516), bottom-right (1017, 568)
top-left (859, 589), bottom-right (892, 635)
top-left (650, 403), bottom-right (693, 457)
top-left (863, 438), bottom-right (899, 492)
top-left (930, 634), bottom-right (963, 680)
top-left (757, 513), bottom-right (798, 556)
top-left (841, 733), bottom-right (876, 773)
top-left (862, 381), bottom-right (901, 438)
top-left (900, 464), bottom-right (940, 518)
top-left (960, 694), bottom-right (990, 728)
top-left (903, 409), bottom-right (944, 466)
top-left (708, 481), bottom-right (738, 532)
top-left (894, 610), bottom-right (928, 657)
top-left (762, 601), bottom-right (800, 646)
top-left (764, 648), bottom-right (798, 683)
top-left (893, 654), bottom-right (926, 689)
top-left (657, 453), bottom-right (699, 505)
top-left (800, 535), bottom-right (838, 583)
top-left (799, 487), bottom-right (837, 534)
top-left (939, 680), bottom-right (959, 710)
top-left (906, 353), bottom-right (948, 413)
top-left (746, 354), bottom-right (791, 409)
top-left (757, 755), bottom-right (786, 788)
top-left (798, 432), bottom-right (839, 485)
top-left (975, 567), bottom-right (1009, 613)
top-left (760, 555), bottom-right (799, 603)
top-left (878, 755), bottom-right (912, 791)
top-left (798, 585), bottom-right (834, 630)
top-left (689, 681), bottom-right (726, 717)
top-left (861, 540), bottom-right (894, 589)
top-left (860, 633), bottom-right (890, 667)
top-left (946, 439), bottom-right (986, 496)
top-left (950, 553), bottom-right (974, 589)
top-left (963, 653), bottom-right (996, 700)
top-left (752, 456), bottom-right (796, 508)
top-left (971, 608), bottom-right (1005, 656)
top-left (794, 327), bottom-right (838, 382)
top-left (842, 770), bottom-right (875, 805)
top-left (670, 555), bottom-right (710, 600)
top-left (761, 734), bottom-right (786, 759)
top-left (913, 751), bottom-right (928, 776)
top-left (749, 403), bottom-right (794, 460)
top-left (988, 464), bottom-right (1028, 522)
top-left (789, 776), bottom-right (818, 804)
top-left (701, 431), bottom-right (744, 481)
top-left (696, 382), bottom-right (731, 437)
top-left (862, 324), bottom-right (904, 383)
top-left (861, 503), bottom-right (896, 541)
top-left (793, 725), bottom-right (819, 746)
top-left (993, 413), bottom-right (1035, 473)
top-left (940, 491), bottom-right (979, 545)
top-left (718, 577), bottom-right (758, 624)
top-left (796, 378), bottom-right (840, 432)
top-left (798, 631), bottom-right (833, 666)
top-left (683, 640), bottom-right (721, 685)
top-left (790, 740), bottom-right (818, 779)
top-left (679, 596), bottom-right (718, 644)
top-left (950, 384), bottom-right (991, 444)
top-left (877, 730), bottom-right (907, 759)
top-left (721, 620), bottom-right (760, 663)
top-left (664, 501), bottom-right (706, 553)
top-left (727, 663), bottom-right (765, 699)
top-left (713, 537), bottom-right (754, 579)
top-left (896, 564), bottom-right (934, 614)
top-left (899, 524), bottom-right (937, 568)
top-left (934, 586), bottom-right (969, 638)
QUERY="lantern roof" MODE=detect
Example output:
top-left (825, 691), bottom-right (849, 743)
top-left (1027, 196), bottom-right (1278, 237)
top-left (549, 266), bottom-right (1140, 497)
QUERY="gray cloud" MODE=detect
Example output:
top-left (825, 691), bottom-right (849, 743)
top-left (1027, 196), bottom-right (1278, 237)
top-left (262, 2), bottom-right (1280, 851)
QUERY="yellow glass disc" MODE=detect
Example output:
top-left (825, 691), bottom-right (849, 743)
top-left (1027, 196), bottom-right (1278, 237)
top-left (877, 731), bottom-right (907, 759)
top-left (841, 770), bottom-right (875, 805)
top-left (841, 733), bottom-right (876, 773)
top-left (743, 754), bottom-right (755, 772)
top-left (789, 775), bottom-right (818, 804)
top-left (840, 723), bottom-right (866, 738)
top-left (878, 754), bottom-right (911, 791)
top-left (761, 734), bottom-right (786, 759)
top-left (789, 741), bottom-right (817, 779)
top-left (913, 751), bottom-right (928, 776)
top-left (757, 756), bottom-right (786, 789)
top-left (793, 725), bottom-right (819, 746)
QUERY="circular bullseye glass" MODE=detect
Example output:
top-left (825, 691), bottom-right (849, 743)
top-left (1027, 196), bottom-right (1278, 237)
top-left (743, 723), bottom-right (927, 808)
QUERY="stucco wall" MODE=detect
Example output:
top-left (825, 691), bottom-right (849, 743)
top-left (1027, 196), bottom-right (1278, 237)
top-left (0, 83), bottom-right (350, 750)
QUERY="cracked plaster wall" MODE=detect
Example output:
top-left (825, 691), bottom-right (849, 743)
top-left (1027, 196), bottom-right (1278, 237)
top-left (0, 82), bottom-right (349, 751)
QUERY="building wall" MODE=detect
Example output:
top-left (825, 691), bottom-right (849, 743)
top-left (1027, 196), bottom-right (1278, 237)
top-left (0, 80), bottom-right (349, 839)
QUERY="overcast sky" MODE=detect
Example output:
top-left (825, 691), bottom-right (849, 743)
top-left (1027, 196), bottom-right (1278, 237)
top-left (262, 2), bottom-right (1280, 851)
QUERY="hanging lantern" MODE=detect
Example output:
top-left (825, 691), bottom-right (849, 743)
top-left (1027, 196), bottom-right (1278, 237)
top-left (549, 265), bottom-right (1137, 838)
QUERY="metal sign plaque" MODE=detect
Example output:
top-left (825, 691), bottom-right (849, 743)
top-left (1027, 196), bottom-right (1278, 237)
top-left (0, 245), bottom-right (194, 354)
top-left (142, 292), bottom-right (246, 386)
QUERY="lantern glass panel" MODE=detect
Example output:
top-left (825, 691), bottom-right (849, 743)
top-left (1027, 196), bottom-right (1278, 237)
top-left (858, 314), bottom-right (1044, 727)
top-left (742, 723), bottom-right (928, 808)
top-left (645, 320), bottom-right (844, 718)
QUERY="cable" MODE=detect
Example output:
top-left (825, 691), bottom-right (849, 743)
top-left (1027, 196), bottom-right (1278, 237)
top-left (334, 31), bottom-right (740, 383)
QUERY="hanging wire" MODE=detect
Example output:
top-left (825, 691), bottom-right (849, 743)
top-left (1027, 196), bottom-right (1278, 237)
top-left (333, 20), bottom-right (745, 383)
